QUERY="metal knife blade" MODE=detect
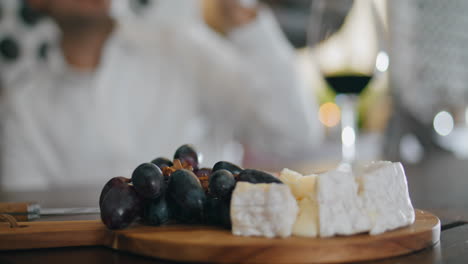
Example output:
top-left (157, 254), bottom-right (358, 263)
top-left (0, 202), bottom-right (100, 221)
top-left (40, 207), bottom-right (100, 215)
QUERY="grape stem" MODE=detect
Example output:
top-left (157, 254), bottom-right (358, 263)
top-left (162, 159), bottom-right (194, 177)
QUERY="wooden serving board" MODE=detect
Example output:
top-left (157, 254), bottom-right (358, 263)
top-left (0, 210), bottom-right (440, 263)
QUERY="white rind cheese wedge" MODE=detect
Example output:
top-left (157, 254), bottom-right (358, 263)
top-left (357, 161), bottom-right (415, 235)
top-left (318, 164), bottom-right (371, 237)
top-left (235, 161), bottom-right (415, 238)
top-left (230, 182), bottom-right (298, 238)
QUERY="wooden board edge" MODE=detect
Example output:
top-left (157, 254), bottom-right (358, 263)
top-left (111, 210), bottom-right (441, 264)
top-left (0, 220), bottom-right (110, 251)
top-left (0, 210), bottom-right (441, 264)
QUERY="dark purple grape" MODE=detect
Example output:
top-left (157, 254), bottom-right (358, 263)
top-left (132, 163), bottom-right (165, 199)
top-left (174, 144), bottom-right (200, 170)
top-left (143, 197), bottom-right (170, 226)
top-left (237, 169), bottom-right (283, 184)
top-left (204, 195), bottom-right (231, 229)
top-left (212, 161), bottom-right (243, 176)
top-left (100, 184), bottom-right (142, 230)
top-left (167, 169), bottom-right (206, 223)
top-left (151, 157), bottom-right (173, 169)
top-left (209, 169), bottom-right (235, 200)
top-left (99, 177), bottom-right (131, 208)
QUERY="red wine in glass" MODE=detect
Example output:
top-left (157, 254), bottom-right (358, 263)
top-left (309, 0), bottom-right (384, 163)
top-left (325, 74), bottom-right (373, 95)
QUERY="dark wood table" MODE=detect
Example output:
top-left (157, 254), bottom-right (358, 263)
top-left (1, 149), bottom-right (468, 263)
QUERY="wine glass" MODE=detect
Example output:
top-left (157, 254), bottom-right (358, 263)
top-left (308, 0), bottom-right (386, 163)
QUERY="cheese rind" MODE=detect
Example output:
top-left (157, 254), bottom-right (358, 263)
top-left (357, 161), bottom-right (415, 235)
top-left (230, 182), bottom-right (298, 238)
top-left (318, 165), bottom-right (371, 237)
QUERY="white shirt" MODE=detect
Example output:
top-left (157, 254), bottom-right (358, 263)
top-left (1, 3), bottom-right (322, 191)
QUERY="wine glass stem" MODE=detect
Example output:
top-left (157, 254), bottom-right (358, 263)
top-left (337, 94), bottom-right (358, 163)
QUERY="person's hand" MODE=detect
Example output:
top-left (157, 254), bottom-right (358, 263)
top-left (212, 0), bottom-right (259, 33)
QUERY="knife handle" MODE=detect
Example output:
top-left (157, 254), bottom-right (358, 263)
top-left (0, 202), bottom-right (40, 221)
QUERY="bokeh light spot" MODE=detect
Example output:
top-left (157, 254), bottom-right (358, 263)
top-left (319, 102), bottom-right (341, 128)
top-left (376, 51), bottom-right (389, 72)
top-left (433, 111), bottom-right (454, 136)
top-left (342, 126), bottom-right (356, 147)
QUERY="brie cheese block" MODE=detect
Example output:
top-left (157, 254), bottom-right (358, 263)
top-left (279, 161), bottom-right (415, 238)
top-left (317, 164), bottom-right (371, 237)
top-left (230, 182), bottom-right (298, 238)
top-left (356, 161), bottom-right (415, 235)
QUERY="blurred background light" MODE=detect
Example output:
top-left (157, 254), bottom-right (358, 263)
top-left (318, 102), bottom-right (341, 128)
top-left (376, 51), bottom-right (389, 72)
top-left (399, 133), bottom-right (424, 164)
top-left (342, 126), bottom-right (356, 147)
top-left (433, 111), bottom-right (454, 136)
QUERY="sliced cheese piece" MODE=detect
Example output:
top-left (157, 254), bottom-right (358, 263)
top-left (279, 161), bottom-right (415, 238)
top-left (280, 168), bottom-right (320, 237)
top-left (357, 161), bottom-right (415, 235)
top-left (292, 197), bottom-right (319, 237)
top-left (230, 182), bottom-right (298, 238)
top-left (279, 168), bottom-right (318, 200)
top-left (279, 168), bottom-right (302, 198)
top-left (317, 164), bottom-right (371, 237)
top-left (295, 174), bottom-right (318, 200)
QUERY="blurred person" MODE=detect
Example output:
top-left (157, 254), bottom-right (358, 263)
top-left (0, 0), bottom-right (322, 191)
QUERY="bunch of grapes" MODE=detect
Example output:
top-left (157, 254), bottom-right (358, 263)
top-left (99, 144), bottom-right (282, 230)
